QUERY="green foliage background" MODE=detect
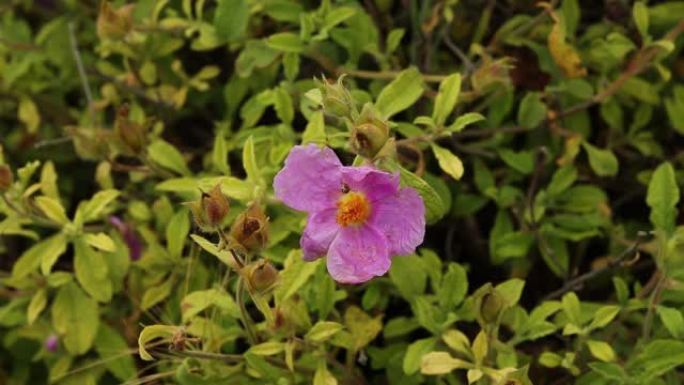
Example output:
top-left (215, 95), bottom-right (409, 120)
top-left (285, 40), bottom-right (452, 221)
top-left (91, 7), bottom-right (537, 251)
top-left (1, 0), bottom-right (684, 384)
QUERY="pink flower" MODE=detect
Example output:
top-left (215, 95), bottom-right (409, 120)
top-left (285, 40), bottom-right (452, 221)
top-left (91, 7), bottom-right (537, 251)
top-left (274, 144), bottom-right (425, 283)
top-left (109, 216), bottom-right (143, 261)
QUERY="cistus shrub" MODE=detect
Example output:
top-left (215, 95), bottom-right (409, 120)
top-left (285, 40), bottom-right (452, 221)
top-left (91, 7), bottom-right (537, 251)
top-left (1, 1), bottom-right (684, 384)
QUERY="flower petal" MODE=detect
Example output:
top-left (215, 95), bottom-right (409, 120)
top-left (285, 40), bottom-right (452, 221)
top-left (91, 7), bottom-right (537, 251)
top-left (301, 209), bottom-right (339, 261)
top-left (327, 225), bottom-right (390, 284)
top-left (274, 144), bottom-right (343, 212)
top-left (370, 187), bottom-right (425, 256)
top-left (340, 166), bottom-right (399, 202)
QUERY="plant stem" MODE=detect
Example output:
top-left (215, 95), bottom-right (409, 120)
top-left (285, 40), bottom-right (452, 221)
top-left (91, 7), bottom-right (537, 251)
top-left (641, 274), bottom-right (666, 342)
top-left (68, 21), bottom-right (95, 124)
top-left (236, 277), bottom-right (258, 344)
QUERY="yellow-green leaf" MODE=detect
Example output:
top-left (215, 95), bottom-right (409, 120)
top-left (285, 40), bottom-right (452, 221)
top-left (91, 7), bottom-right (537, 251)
top-left (432, 144), bottom-right (464, 180)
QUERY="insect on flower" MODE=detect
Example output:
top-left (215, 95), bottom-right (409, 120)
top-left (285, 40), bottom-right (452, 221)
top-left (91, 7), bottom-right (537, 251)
top-left (273, 144), bottom-right (425, 283)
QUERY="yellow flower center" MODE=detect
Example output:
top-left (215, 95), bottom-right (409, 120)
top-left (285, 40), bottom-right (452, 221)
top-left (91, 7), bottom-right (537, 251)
top-left (336, 192), bottom-right (371, 227)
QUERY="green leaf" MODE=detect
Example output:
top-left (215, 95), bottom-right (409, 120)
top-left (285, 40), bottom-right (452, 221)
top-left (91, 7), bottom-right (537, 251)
top-left (274, 86), bottom-right (294, 124)
top-left (94, 324), bottom-right (137, 381)
top-left (657, 306), bottom-right (684, 339)
top-left (432, 73), bottom-right (462, 127)
top-left (389, 254), bottom-right (427, 301)
top-left (27, 288), bottom-right (47, 324)
top-left (421, 351), bottom-right (470, 375)
top-left (439, 263), bottom-right (468, 310)
top-left (80, 190), bottom-right (120, 222)
top-left (375, 67), bottom-right (424, 118)
top-left (495, 278), bottom-right (525, 307)
top-left (517, 92), bottom-right (547, 129)
top-left (141, 276), bottom-right (174, 310)
top-left (633, 2), bottom-right (649, 39)
top-left (212, 133), bottom-right (230, 174)
top-left (266, 32), bottom-right (305, 53)
top-left (35, 196), bottom-right (69, 225)
top-left (498, 149), bottom-right (534, 174)
top-left (148, 140), bottom-right (191, 176)
top-left (214, 0), bottom-right (249, 41)
top-left (399, 166), bottom-right (447, 224)
top-left (345, 306), bottom-right (383, 352)
top-left (166, 208), bottom-right (190, 258)
top-left (138, 325), bottom-right (179, 361)
top-left (447, 112), bottom-right (485, 133)
top-left (582, 142), bottom-right (618, 177)
top-left (302, 110), bottom-right (326, 144)
top-left (562, 0), bottom-right (580, 36)
top-left (589, 362), bottom-right (626, 381)
top-left (243, 135), bottom-right (261, 184)
top-left (275, 255), bottom-right (320, 302)
top-left (83, 232), bottom-right (116, 252)
top-left (587, 340), bottom-right (616, 362)
top-left (18, 97), bottom-right (40, 133)
top-left (190, 234), bottom-right (240, 269)
top-left (74, 238), bottom-right (112, 303)
top-left (306, 321), bottom-right (344, 342)
top-left (249, 341), bottom-right (285, 356)
top-left (386, 28), bottom-right (405, 54)
top-left (403, 337), bottom-right (437, 375)
top-left (646, 162), bottom-right (679, 234)
top-left (431, 144), bottom-right (464, 180)
top-left (313, 365), bottom-right (338, 385)
top-left (11, 232), bottom-right (67, 278)
top-left (561, 292), bottom-right (581, 325)
top-left (588, 305), bottom-right (620, 330)
top-left (547, 165), bottom-right (577, 196)
top-left (181, 288), bottom-right (240, 322)
top-left (52, 282), bottom-right (99, 355)
top-left (628, 339), bottom-right (684, 379)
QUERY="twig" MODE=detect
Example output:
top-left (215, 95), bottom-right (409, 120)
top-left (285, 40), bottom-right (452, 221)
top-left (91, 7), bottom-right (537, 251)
top-left (68, 22), bottom-right (95, 123)
top-left (543, 232), bottom-right (649, 300)
top-left (443, 29), bottom-right (475, 73)
top-left (641, 274), bottom-right (666, 342)
top-left (236, 277), bottom-right (258, 344)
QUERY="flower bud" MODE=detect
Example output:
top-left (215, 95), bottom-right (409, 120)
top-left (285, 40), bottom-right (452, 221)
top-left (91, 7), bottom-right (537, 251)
top-left (320, 76), bottom-right (355, 118)
top-left (115, 104), bottom-right (147, 155)
top-left (480, 290), bottom-right (505, 324)
top-left (97, 1), bottom-right (134, 40)
top-left (109, 216), bottom-right (143, 261)
top-left (350, 104), bottom-right (390, 159)
top-left (44, 334), bottom-right (59, 352)
top-left (243, 259), bottom-right (279, 293)
top-left (351, 122), bottom-right (390, 158)
top-left (0, 165), bottom-right (13, 191)
top-left (471, 57), bottom-right (513, 94)
top-left (189, 185), bottom-right (230, 231)
top-left (229, 204), bottom-right (269, 253)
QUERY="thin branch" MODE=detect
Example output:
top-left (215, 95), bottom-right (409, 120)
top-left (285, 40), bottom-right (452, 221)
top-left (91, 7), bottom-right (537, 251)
top-left (543, 232), bottom-right (649, 300)
top-left (68, 22), bottom-right (95, 123)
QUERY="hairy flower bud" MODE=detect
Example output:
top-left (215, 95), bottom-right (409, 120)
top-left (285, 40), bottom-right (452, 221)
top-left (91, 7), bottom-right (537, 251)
top-left (115, 104), bottom-right (147, 155)
top-left (97, 1), bottom-right (134, 40)
top-left (350, 104), bottom-right (390, 159)
top-left (320, 76), bottom-right (355, 118)
top-left (243, 259), bottom-right (279, 293)
top-left (0, 165), bottom-right (13, 191)
top-left (480, 290), bottom-right (505, 324)
top-left (230, 204), bottom-right (269, 253)
top-left (189, 185), bottom-right (230, 231)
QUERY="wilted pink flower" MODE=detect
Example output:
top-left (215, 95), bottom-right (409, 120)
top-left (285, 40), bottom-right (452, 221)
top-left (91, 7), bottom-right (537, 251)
top-left (45, 334), bottom-right (59, 352)
top-left (109, 216), bottom-right (142, 261)
top-left (274, 145), bottom-right (425, 283)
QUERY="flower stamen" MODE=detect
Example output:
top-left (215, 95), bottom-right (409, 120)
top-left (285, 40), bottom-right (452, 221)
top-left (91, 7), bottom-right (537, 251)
top-left (336, 192), bottom-right (371, 226)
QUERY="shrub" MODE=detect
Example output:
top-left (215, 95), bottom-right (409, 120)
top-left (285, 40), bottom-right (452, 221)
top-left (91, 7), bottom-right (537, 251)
top-left (1, 1), bottom-right (684, 384)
